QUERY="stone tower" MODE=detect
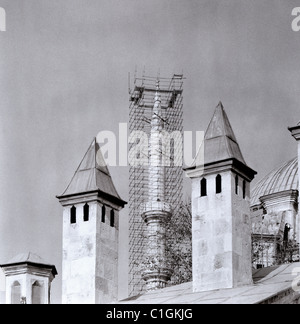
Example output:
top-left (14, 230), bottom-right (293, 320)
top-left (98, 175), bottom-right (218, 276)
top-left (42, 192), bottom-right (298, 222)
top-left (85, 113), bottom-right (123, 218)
top-left (0, 253), bottom-right (57, 304)
top-left (288, 121), bottom-right (300, 245)
top-left (185, 102), bottom-right (257, 292)
top-left (141, 82), bottom-right (172, 290)
top-left (57, 138), bottom-right (126, 304)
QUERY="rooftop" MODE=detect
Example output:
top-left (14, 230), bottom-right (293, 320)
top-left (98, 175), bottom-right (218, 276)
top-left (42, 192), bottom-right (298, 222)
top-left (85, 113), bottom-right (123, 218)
top-left (188, 102), bottom-right (254, 173)
top-left (57, 138), bottom-right (126, 206)
top-left (200, 101), bottom-right (246, 166)
top-left (6, 252), bottom-right (46, 264)
top-left (118, 263), bottom-right (300, 304)
top-left (0, 252), bottom-right (57, 276)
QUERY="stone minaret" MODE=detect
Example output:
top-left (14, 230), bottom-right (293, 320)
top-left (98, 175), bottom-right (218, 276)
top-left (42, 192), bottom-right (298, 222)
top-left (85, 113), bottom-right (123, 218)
top-left (185, 102), bottom-right (257, 292)
top-left (0, 253), bottom-right (57, 304)
top-left (57, 139), bottom-right (126, 304)
top-left (141, 81), bottom-right (172, 290)
top-left (288, 122), bottom-right (300, 247)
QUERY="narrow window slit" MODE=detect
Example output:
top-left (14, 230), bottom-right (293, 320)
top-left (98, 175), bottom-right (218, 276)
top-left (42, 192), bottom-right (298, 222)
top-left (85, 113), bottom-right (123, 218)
top-left (201, 178), bottom-right (207, 197)
top-left (83, 203), bottom-right (89, 222)
top-left (235, 175), bottom-right (239, 195)
top-left (102, 205), bottom-right (106, 223)
top-left (110, 209), bottom-right (115, 227)
top-left (243, 180), bottom-right (246, 199)
top-left (70, 206), bottom-right (76, 224)
top-left (216, 174), bottom-right (222, 194)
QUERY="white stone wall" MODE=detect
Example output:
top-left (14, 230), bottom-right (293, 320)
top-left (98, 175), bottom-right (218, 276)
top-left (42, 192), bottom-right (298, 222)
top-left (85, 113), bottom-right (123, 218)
top-left (95, 205), bottom-right (119, 304)
top-left (192, 171), bottom-right (252, 292)
top-left (5, 273), bottom-right (50, 304)
top-left (62, 201), bottom-right (119, 304)
top-left (62, 203), bottom-right (97, 304)
top-left (231, 174), bottom-right (252, 287)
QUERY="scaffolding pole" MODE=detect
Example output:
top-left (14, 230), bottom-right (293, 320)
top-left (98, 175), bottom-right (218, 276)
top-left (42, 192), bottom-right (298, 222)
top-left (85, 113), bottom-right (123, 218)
top-left (128, 73), bottom-right (185, 297)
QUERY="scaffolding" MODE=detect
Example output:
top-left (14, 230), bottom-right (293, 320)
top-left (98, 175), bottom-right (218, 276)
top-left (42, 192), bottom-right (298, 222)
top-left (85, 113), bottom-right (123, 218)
top-left (128, 72), bottom-right (185, 297)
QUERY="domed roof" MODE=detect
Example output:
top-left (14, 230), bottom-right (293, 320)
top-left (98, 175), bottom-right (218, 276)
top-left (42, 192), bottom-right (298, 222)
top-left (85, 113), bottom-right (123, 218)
top-left (251, 157), bottom-right (298, 206)
top-left (6, 252), bottom-right (45, 265)
top-left (0, 252), bottom-right (57, 276)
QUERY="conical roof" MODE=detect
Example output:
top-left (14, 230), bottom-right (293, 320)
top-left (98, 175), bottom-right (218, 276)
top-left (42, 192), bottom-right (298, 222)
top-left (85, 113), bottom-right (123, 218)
top-left (203, 102), bottom-right (246, 165)
top-left (58, 138), bottom-right (125, 205)
top-left (190, 102), bottom-right (247, 168)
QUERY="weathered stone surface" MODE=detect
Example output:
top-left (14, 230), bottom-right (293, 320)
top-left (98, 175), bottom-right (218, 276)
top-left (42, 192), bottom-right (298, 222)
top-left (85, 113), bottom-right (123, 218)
top-left (61, 203), bottom-right (120, 304)
top-left (1, 260), bottom-right (56, 304)
top-left (189, 166), bottom-right (253, 292)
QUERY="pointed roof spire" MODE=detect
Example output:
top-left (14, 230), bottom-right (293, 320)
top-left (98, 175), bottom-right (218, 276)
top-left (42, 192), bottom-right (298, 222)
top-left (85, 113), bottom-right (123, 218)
top-left (57, 138), bottom-right (126, 206)
top-left (193, 102), bottom-right (247, 167)
top-left (186, 102), bottom-right (256, 181)
top-left (199, 101), bottom-right (246, 165)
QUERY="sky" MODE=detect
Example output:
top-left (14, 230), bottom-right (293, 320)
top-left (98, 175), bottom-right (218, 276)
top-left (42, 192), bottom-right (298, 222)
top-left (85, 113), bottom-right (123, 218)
top-left (0, 0), bottom-right (300, 304)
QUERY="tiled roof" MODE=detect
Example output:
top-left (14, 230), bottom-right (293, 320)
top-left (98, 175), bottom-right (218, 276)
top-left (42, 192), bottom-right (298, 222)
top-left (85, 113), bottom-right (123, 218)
top-left (58, 138), bottom-right (125, 204)
top-left (251, 157), bottom-right (298, 206)
top-left (6, 252), bottom-right (45, 264)
top-left (192, 102), bottom-right (246, 167)
top-left (1, 252), bottom-right (57, 275)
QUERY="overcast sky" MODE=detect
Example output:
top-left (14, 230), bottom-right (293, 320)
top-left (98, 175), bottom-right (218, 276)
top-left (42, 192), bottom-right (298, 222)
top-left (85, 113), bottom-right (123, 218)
top-left (0, 0), bottom-right (300, 304)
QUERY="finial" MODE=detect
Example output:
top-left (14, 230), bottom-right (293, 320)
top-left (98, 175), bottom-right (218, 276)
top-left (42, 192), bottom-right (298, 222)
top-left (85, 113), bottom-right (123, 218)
top-left (154, 79), bottom-right (161, 103)
top-left (156, 79), bottom-right (160, 90)
top-left (217, 101), bottom-right (223, 109)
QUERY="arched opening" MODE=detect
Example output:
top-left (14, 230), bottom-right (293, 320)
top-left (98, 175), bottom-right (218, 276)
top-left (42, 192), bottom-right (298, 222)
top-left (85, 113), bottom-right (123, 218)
top-left (70, 206), bottom-right (76, 224)
top-left (216, 174), bottom-right (222, 194)
top-left (283, 224), bottom-right (291, 243)
top-left (110, 209), bottom-right (115, 227)
top-left (101, 205), bottom-right (106, 223)
top-left (11, 281), bottom-right (21, 304)
top-left (235, 175), bottom-right (239, 195)
top-left (32, 281), bottom-right (44, 304)
top-left (200, 178), bottom-right (207, 197)
top-left (243, 180), bottom-right (246, 199)
top-left (83, 203), bottom-right (89, 222)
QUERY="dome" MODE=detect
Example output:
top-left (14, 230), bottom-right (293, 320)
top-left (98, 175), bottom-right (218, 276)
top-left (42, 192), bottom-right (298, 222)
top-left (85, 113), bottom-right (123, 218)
top-left (251, 157), bottom-right (298, 207)
top-left (6, 252), bottom-right (45, 265)
top-left (1, 252), bottom-right (58, 276)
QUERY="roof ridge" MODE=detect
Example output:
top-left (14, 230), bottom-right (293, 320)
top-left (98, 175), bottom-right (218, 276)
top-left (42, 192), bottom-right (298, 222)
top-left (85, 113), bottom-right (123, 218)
top-left (200, 102), bottom-right (246, 165)
top-left (205, 133), bottom-right (239, 144)
top-left (58, 138), bottom-right (125, 203)
top-left (61, 139), bottom-right (95, 196)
